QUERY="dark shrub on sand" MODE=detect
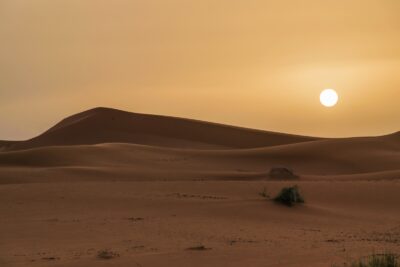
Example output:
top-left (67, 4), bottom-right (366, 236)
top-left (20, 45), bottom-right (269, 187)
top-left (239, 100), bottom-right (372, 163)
top-left (97, 249), bottom-right (120, 260)
top-left (273, 185), bottom-right (304, 206)
top-left (332, 253), bottom-right (399, 267)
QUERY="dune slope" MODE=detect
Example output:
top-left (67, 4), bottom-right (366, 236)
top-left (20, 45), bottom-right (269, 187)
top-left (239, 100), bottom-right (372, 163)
top-left (0, 133), bottom-right (398, 183)
top-left (0, 107), bottom-right (317, 151)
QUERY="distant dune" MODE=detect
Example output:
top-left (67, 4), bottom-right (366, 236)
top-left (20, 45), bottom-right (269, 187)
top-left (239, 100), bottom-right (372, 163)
top-left (0, 107), bottom-right (398, 183)
top-left (0, 107), bottom-right (317, 151)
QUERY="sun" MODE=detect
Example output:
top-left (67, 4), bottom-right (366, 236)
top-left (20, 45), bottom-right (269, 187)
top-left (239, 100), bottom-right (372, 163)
top-left (320, 89), bottom-right (338, 107)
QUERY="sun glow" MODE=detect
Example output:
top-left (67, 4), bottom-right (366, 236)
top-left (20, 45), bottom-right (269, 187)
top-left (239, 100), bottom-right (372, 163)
top-left (320, 89), bottom-right (339, 107)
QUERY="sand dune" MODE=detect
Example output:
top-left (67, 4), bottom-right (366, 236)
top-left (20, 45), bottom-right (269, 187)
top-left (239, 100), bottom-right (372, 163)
top-left (0, 107), bottom-right (317, 151)
top-left (0, 108), bottom-right (399, 266)
top-left (0, 132), bottom-right (398, 183)
top-left (0, 107), bottom-right (398, 187)
top-left (0, 107), bottom-right (398, 181)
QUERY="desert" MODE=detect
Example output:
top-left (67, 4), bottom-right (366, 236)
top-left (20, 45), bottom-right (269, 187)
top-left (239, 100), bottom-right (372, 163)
top-left (0, 107), bottom-right (399, 266)
top-left (1, 1), bottom-right (400, 265)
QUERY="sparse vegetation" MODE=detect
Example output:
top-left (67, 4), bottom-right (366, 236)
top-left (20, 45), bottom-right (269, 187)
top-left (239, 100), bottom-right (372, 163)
top-left (259, 187), bottom-right (269, 198)
top-left (332, 253), bottom-right (399, 267)
top-left (273, 185), bottom-right (304, 206)
top-left (186, 245), bottom-right (211, 251)
top-left (97, 249), bottom-right (120, 260)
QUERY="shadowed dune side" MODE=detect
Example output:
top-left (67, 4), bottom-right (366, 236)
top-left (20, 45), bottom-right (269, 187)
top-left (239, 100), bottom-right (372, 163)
top-left (0, 141), bottom-right (17, 152)
top-left (0, 107), bottom-right (318, 151)
top-left (382, 130), bottom-right (400, 142)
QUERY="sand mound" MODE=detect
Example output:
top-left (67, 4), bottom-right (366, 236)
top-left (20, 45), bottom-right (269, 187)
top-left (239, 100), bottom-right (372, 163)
top-left (0, 107), bottom-right (317, 151)
top-left (269, 167), bottom-right (298, 179)
top-left (0, 134), bottom-right (398, 183)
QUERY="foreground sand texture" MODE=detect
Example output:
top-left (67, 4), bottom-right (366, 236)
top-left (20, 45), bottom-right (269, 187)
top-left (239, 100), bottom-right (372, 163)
top-left (0, 108), bottom-right (399, 266)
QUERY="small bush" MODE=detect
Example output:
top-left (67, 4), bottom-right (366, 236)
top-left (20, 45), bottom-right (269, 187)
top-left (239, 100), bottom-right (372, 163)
top-left (333, 253), bottom-right (399, 267)
top-left (186, 245), bottom-right (211, 251)
top-left (259, 187), bottom-right (269, 198)
top-left (97, 249), bottom-right (120, 260)
top-left (352, 253), bottom-right (398, 267)
top-left (273, 185), bottom-right (304, 206)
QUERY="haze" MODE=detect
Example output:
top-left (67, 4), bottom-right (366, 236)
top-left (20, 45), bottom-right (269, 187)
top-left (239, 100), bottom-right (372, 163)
top-left (1, 0), bottom-right (399, 140)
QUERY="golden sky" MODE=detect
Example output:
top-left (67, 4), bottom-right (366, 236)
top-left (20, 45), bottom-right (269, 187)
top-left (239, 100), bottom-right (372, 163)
top-left (1, 0), bottom-right (399, 139)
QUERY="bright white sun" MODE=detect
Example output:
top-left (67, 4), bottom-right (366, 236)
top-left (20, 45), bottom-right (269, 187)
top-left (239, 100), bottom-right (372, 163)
top-left (320, 89), bottom-right (338, 107)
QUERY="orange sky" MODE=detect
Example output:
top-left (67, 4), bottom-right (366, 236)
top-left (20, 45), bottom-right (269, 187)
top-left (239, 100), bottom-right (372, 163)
top-left (1, 0), bottom-right (399, 140)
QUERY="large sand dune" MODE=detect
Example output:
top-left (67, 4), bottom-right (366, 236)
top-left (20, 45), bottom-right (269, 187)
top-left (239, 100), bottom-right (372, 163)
top-left (0, 108), bottom-right (399, 266)
top-left (0, 107), bottom-right (317, 151)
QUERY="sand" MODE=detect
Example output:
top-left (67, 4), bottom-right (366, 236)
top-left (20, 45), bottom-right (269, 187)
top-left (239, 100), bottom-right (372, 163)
top-left (0, 107), bottom-right (399, 266)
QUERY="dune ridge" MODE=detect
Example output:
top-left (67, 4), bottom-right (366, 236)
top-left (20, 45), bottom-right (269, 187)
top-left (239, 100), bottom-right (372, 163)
top-left (0, 107), bottom-right (318, 151)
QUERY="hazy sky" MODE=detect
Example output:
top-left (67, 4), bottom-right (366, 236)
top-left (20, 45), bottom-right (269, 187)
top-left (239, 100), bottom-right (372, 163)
top-left (1, 0), bottom-right (399, 140)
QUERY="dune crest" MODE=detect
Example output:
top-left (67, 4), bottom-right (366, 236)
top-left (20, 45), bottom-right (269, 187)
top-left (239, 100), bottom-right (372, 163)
top-left (0, 107), bottom-right (318, 151)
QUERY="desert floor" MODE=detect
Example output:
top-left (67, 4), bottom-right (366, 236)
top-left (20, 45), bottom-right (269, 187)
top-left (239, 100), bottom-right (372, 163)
top-left (1, 180), bottom-right (399, 267)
